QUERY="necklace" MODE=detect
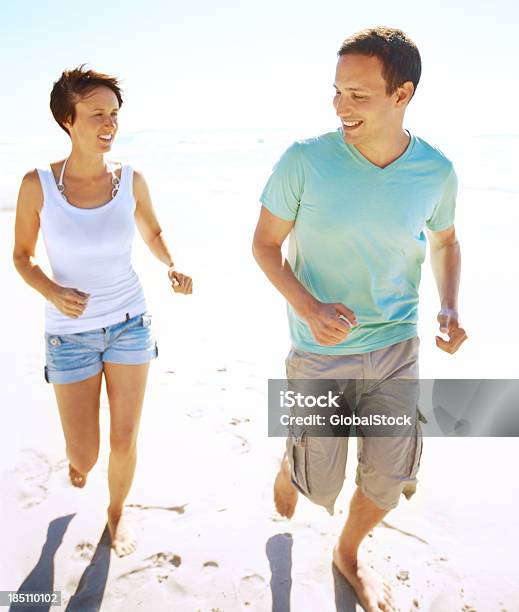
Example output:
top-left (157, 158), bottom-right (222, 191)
top-left (57, 157), bottom-right (121, 204)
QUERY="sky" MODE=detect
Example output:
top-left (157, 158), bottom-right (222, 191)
top-left (1, 0), bottom-right (518, 143)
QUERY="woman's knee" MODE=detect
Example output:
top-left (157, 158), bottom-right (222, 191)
top-left (109, 430), bottom-right (138, 456)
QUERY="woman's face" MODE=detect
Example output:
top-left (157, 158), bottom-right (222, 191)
top-left (64, 85), bottom-right (120, 153)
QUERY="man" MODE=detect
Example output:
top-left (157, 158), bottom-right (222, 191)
top-left (252, 27), bottom-right (467, 612)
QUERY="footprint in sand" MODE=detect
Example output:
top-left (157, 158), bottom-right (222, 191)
top-left (127, 503), bottom-right (188, 515)
top-left (147, 553), bottom-right (182, 587)
top-left (237, 572), bottom-right (267, 607)
top-left (229, 417), bottom-right (251, 426)
top-left (217, 430), bottom-right (251, 454)
top-left (202, 560), bottom-right (220, 576)
top-left (121, 552), bottom-right (182, 584)
top-left (73, 541), bottom-right (95, 561)
top-left (146, 552), bottom-right (182, 568)
top-left (6, 449), bottom-right (52, 508)
top-left (105, 552), bottom-right (184, 604)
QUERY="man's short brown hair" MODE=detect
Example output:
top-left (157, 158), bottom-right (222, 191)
top-left (338, 27), bottom-right (421, 98)
top-left (50, 65), bottom-right (123, 134)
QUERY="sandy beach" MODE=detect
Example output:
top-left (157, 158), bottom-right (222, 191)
top-left (1, 132), bottom-right (519, 611)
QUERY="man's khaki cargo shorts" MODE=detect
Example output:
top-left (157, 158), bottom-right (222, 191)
top-left (285, 336), bottom-right (424, 515)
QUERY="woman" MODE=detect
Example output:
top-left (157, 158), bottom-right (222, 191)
top-left (12, 66), bottom-right (192, 557)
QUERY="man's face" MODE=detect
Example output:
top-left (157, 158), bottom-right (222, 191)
top-left (333, 53), bottom-right (410, 147)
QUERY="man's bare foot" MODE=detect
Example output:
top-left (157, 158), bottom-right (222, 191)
top-left (69, 464), bottom-right (86, 488)
top-left (107, 508), bottom-right (137, 557)
top-left (332, 545), bottom-right (397, 612)
top-left (274, 452), bottom-right (298, 518)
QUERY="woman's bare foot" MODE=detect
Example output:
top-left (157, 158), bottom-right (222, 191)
top-left (107, 508), bottom-right (137, 557)
top-left (69, 463), bottom-right (86, 488)
top-left (332, 545), bottom-right (397, 612)
top-left (273, 452), bottom-right (298, 518)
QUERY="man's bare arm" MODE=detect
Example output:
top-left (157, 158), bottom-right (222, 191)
top-left (427, 224), bottom-right (467, 352)
top-left (252, 205), bottom-right (356, 346)
top-left (427, 224), bottom-right (460, 310)
top-left (252, 206), bottom-right (315, 315)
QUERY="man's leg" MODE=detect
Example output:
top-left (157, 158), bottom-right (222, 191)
top-left (275, 349), bottom-right (353, 518)
top-left (333, 486), bottom-right (396, 612)
top-left (334, 337), bottom-right (421, 610)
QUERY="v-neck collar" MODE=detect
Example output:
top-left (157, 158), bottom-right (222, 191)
top-left (337, 128), bottom-right (415, 173)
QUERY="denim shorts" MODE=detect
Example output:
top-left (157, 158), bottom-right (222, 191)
top-left (44, 312), bottom-right (158, 385)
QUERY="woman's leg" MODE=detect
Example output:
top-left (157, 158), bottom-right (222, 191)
top-left (53, 372), bottom-right (103, 487)
top-left (103, 361), bottom-right (150, 557)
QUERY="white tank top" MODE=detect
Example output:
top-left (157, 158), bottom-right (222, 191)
top-left (37, 164), bottom-right (147, 334)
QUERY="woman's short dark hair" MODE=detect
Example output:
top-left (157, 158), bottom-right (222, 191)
top-left (338, 27), bottom-right (421, 98)
top-left (50, 65), bottom-right (123, 134)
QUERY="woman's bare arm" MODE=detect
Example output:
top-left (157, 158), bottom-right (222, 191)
top-left (13, 171), bottom-right (89, 317)
top-left (133, 170), bottom-right (192, 295)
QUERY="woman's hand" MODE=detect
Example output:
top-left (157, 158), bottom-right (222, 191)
top-left (168, 268), bottom-right (193, 295)
top-left (48, 285), bottom-right (90, 318)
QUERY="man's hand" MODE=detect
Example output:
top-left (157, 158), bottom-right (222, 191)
top-left (435, 308), bottom-right (467, 354)
top-left (297, 300), bottom-right (357, 346)
top-left (168, 268), bottom-right (193, 295)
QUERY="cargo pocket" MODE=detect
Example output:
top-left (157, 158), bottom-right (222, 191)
top-left (402, 419), bottom-right (423, 501)
top-left (409, 419), bottom-right (423, 478)
top-left (288, 432), bottom-right (312, 497)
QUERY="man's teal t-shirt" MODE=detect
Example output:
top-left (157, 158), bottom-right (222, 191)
top-left (260, 129), bottom-right (458, 355)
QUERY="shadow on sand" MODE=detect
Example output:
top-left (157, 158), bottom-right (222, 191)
top-left (266, 532), bottom-right (360, 611)
top-left (266, 533), bottom-right (293, 612)
top-left (10, 515), bottom-right (112, 612)
top-left (332, 561), bottom-right (362, 611)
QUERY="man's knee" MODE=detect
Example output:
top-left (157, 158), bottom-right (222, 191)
top-left (355, 464), bottom-right (419, 511)
top-left (355, 419), bottom-right (423, 510)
